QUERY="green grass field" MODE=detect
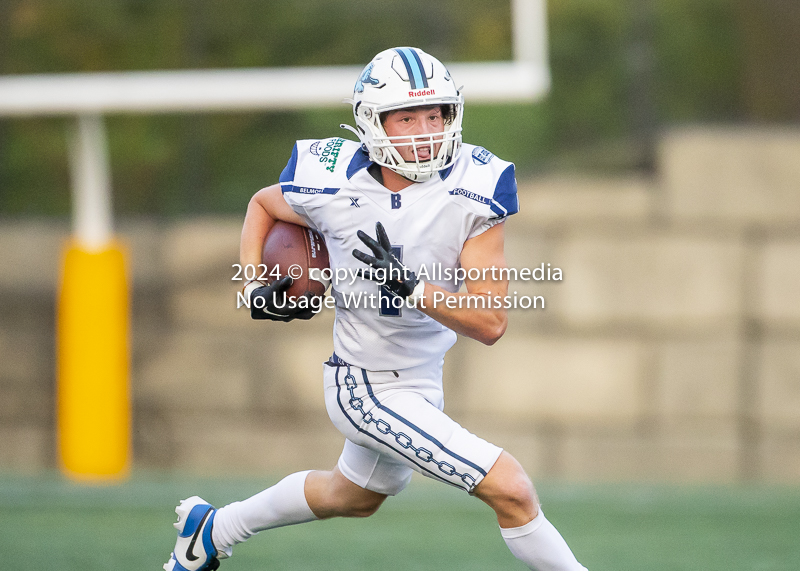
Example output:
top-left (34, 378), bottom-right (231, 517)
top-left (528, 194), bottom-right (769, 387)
top-left (2, 473), bottom-right (799, 570)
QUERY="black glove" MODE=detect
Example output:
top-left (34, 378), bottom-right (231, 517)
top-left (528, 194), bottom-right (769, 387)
top-left (245, 276), bottom-right (315, 321)
top-left (352, 222), bottom-right (419, 298)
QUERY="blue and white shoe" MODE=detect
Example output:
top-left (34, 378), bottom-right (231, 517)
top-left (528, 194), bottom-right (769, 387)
top-left (164, 496), bottom-right (227, 571)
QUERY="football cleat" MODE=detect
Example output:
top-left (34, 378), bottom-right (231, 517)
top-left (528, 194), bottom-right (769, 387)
top-left (164, 496), bottom-right (226, 571)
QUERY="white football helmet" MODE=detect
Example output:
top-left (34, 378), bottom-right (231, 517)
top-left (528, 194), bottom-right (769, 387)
top-left (342, 47), bottom-right (464, 182)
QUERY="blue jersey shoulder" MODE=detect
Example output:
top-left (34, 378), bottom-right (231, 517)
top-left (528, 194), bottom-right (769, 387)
top-left (450, 144), bottom-right (519, 219)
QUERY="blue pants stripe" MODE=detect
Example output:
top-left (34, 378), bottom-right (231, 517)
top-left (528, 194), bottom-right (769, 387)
top-left (361, 369), bottom-right (488, 477)
top-left (333, 366), bottom-right (461, 489)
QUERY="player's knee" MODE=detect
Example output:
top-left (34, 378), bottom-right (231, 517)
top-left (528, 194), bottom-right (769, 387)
top-left (342, 495), bottom-right (385, 518)
top-left (477, 464), bottom-right (537, 519)
top-left (497, 473), bottom-right (536, 514)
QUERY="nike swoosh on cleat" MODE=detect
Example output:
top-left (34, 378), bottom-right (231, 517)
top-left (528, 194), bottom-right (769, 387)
top-left (185, 508), bottom-right (213, 562)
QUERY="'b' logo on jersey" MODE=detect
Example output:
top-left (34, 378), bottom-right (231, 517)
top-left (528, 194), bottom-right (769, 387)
top-left (391, 194), bottom-right (402, 209)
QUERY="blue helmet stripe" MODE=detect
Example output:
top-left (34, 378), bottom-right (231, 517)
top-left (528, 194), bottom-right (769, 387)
top-left (394, 49), bottom-right (419, 89)
top-left (394, 48), bottom-right (427, 90)
top-left (406, 48), bottom-right (429, 88)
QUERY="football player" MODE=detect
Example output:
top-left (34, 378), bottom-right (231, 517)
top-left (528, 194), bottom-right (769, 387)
top-left (165, 47), bottom-right (588, 571)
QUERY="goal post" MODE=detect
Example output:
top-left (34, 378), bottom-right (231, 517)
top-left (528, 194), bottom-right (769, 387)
top-left (54, 114), bottom-right (131, 481)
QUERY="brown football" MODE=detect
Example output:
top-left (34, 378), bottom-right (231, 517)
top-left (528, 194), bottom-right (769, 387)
top-left (261, 221), bottom-right (330, 299)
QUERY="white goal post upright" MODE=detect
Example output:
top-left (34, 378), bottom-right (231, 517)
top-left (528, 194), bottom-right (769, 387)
top-left (69, 114), bottom-right (113, 249)
top-left (0, 0), bottom-right (550, 482)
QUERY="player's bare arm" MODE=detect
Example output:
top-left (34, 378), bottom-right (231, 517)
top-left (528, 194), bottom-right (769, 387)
top-left (353, 221), bottom-right (509, 346)
top-left (239, 183), bottom-right (307, 267)
top-left (416, 222), bottom-right (509, 345)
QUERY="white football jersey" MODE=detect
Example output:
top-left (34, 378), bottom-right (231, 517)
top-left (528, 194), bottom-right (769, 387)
top-left (280, 137), bottom-right (518, 371)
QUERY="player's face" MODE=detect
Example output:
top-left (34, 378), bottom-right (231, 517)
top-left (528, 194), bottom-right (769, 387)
top-left (382, 105), bottom-right (445, 164)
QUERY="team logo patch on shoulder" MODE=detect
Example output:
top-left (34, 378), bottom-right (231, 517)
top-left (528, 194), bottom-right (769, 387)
top-left (471, 147), bottom-right (494, 165)
top-left (317, 138), bottom-right (345, 172)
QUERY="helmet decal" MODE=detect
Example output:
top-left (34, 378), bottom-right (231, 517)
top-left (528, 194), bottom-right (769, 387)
top-left (355, 63), bottom-right (381, 94)
top-left (394, 47), bottom-right (429, 89)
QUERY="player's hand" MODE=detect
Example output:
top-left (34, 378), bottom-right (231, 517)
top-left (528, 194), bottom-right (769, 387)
top-left (244, 276), bottom-right (315, 321)
top-left (352, 222), bottom-right (420, 298)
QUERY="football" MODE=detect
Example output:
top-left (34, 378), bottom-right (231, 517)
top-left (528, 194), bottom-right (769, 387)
top-left (261, 221), bottom-right (330, 299)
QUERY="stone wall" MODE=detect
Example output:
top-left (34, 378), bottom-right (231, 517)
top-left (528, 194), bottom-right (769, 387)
top-left (1, 127), bottom-right (799, 482)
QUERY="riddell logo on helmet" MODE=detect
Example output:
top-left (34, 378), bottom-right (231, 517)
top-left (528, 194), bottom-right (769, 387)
top-left (408, 89), bottom-right (435, 97)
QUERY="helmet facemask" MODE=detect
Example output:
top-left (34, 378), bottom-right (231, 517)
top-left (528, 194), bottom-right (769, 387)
top-left (366, 104), bottom-right (461, 182)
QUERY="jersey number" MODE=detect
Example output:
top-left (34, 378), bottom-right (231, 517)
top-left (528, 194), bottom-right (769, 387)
top-left (379, 245), bottom-right (403, 317)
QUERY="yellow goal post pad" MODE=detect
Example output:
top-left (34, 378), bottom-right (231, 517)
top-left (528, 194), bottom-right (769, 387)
top-left (57, 242), bottom-right (130, 481)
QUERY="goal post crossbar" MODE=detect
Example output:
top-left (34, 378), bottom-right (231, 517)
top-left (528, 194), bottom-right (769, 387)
top-left (0, 0), bottom-right (549, 116)
top-left (0, 61), bottom-right (549, 116)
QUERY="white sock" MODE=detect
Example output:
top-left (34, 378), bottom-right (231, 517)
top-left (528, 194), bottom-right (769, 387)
top-left (500, 508), bottom-right (588, 571)
top-left (212, 470), bottom-right (318, 555)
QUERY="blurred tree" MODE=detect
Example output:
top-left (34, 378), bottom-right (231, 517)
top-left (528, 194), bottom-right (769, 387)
top-left (737, 0), bottom-right (800, 121)
top-left (181, 0), bottom-right (212, 214)
top-left (624, 0), bottom-right (657, 171)
top-left (0, 0), bottom-right (796, 216)
top-left (653, 0), bottom-right (744, 122)
top-left (547, 0), bottom-right (630, 148)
